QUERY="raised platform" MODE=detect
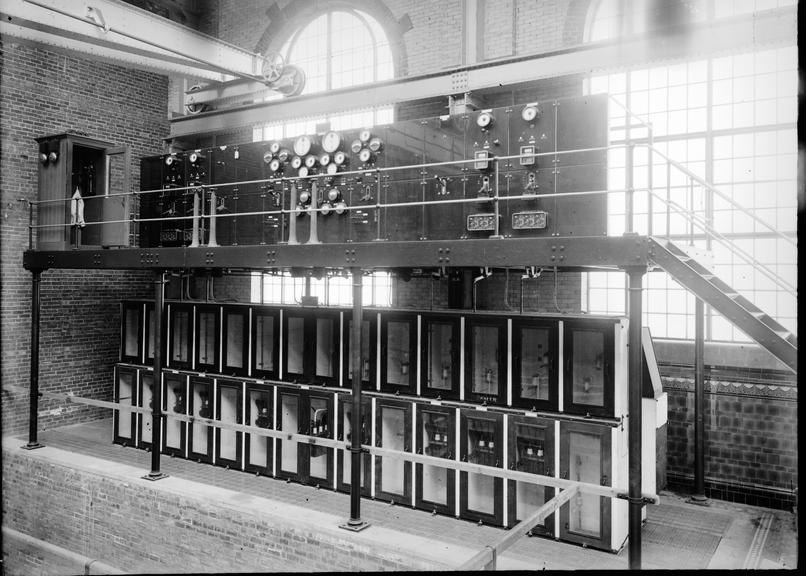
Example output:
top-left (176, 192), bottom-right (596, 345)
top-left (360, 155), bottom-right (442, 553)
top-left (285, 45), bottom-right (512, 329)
top-left (2, 419), bottom-right (797, 572)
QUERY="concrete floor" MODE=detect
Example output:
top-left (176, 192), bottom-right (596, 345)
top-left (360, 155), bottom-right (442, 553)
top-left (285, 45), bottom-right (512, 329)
top-left (6, 419), bottom-right (798, 571)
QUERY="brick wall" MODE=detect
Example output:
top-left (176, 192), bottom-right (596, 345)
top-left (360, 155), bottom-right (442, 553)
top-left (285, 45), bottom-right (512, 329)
top-left (2, 445), bottom-right (451, 572)
top-left (662, 375), bottom-right (797, 510)
top-left (0, 39), bottom-right (168, 435)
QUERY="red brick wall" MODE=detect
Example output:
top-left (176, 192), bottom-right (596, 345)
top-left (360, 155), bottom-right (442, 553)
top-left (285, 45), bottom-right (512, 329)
top-left (0, 39), bottom-right (168, 435)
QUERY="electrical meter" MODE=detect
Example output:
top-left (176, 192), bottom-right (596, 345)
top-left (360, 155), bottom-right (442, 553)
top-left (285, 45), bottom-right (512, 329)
top-left (165, 155), bottom-right (175, 166)
top-left (304, 155), bottom-right (317, 169)
top-left (263, 151), bottom-right (273, 164)
top-left (358, 148), bottom-right (372, 163)
top-left (298, 166), bottom-right (309, 178)
top-left (333, 151), bottom-right (347, 165)
top-left (293, 135), bottom-right (313, 157)
top-left (521, 103), bottom-right (540, 123)
top-left (277, 148), bottom-right (290, 162)
top-left (358, 128), bottom-right (372, 143)
top-left (350, 139), bottom-right (363, 154)
top-left (319, 153), bottom-right (331, 166)
top-left (269, 141), bottom-right (281, 154)
top-left (476, 111), bottom-right (494, 129)
top-left (268, 158), bottom-right (281, 172)
top-left (368, 137), bottom-right (383, 152)
top-left (298, 190), bottom-right (311, 204)
top-left (322, 131), bottom-right (342, 153)
top-left (326, 163), bottom-right (338, 175)
top-left (189, 151), bottom-right (204, 163)
top-left (290, 156), bottom-right (302, 169)
top-left (327, 188), bottom-right (341, 202)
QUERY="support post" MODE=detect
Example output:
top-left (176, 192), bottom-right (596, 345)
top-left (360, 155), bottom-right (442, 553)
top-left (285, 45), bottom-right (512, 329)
top-left (207, 188), bottom-right (219, 247)
top-left (143, 270), bottom-right (168, 481)
top-left (689, 297), bottom-right (710, 505)
top-left (189, 188), bottom-right (201, 247)
top-left (626, 266), bottom-right (645, 569)
top-left (625, 142), bottom-right (634, 234)
top-left (23, 270), bottom-right (44, 450)
top-left (340, 267), bottom-right (370, 532)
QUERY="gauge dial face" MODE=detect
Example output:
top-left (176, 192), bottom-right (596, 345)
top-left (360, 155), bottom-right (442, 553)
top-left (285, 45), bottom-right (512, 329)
top-left (327, 187), bottom-right (341, 202)
top-left (319, 153), bottom-right (330, 166)
top-left (277, 148), bottom-right (290, 162)
top-left (263, 151), bottom-right (273, 164)
top-left (476, 111), bottom-right (493, 129)
top-left (350, 139), bottom-right (363, 154)
top-left (304, 155), bottom-right (317, 168)
top-left (298, 166), bottom-right (309, 178)
top-left (269, 158), bottom-right (281, 172)
top-left (320, 202), bottom-right (332, 216)
top-left (326, 163), bottom-right (338, 175)
top-left (333, 151), bottom-right (346, 165)
top-left (322, 131), bottom-right (342, 153)
top-left (368, 137), bottom-right (383, 152)
top-left (521, 104), bottom-right (539, 123)
top-left (359, 128), bottom-right (372, 143)
top-left (358, 148), bottom-right (372, 163)
top-left (189, 152), bottom-right (201, 163)
top-left (165, 156), bottom-right (175, 166)
top-left (290, 156), bottom-right (302, 169)
top-left (269, 141), bottom-right (281, 154)
top-left (293, 135), bottom-right (312, 157)
top-left (298, 190), bottom-right (310, 204)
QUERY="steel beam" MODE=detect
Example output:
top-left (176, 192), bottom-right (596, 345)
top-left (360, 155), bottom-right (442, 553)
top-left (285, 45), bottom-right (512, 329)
top-left (1, 0), bottom-right (264, 82)
top-left (169, 5), bottom-right (795, 138)
top-left (23, 236), bottom-right (652, 271)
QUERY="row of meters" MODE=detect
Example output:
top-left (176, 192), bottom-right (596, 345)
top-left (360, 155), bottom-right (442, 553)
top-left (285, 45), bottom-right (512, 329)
top-left (114, 364), bottom-right (637, 552)
top-left (121, 300), bottom-right (637, 420)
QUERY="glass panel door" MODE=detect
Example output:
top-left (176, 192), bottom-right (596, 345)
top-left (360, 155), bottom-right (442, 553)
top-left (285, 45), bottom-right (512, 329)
top-left (114, 366), bottom-right (136, 444)
top-left (195, 307), bottom-right (218, 372)
top-left (216, 381), bottom-right (242, 467)
top-left (285, 316), bottom-right (305, 378)
top-left (223, 307), bottom-right (248, 375)
top-left (379, 405), bottom-right (406, 496)
top-left (253, 313), bottom-right (276, 377)
top-left (279, 391), bottom-right (300, 475)
top-left (245, 385), bottom-right (272, 472)
top-left (315, 317), bottom-right (335, 380)
top-left (163, 373), bottom-right (186, 455)
top-left (568, 431), bottom-right (602, 537)
top-left (122, 304), bottom-right (141, 362)
top-left (383, 318), bottom-right (413, 392)
top-left (169, 305), bottom-right (191, 368)
top-left (417, 408), bottom-right (454, 513)
top-left (423, 317), bottom-right (458, 399)
top-left (308, 395), bottom-right (331, 481)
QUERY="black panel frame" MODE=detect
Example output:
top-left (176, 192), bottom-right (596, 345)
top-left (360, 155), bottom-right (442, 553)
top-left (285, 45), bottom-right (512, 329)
top-left (113, 364), bottom-right (138, 446)
top-left (214, 378), bottom-right (243, 469)
top-left (188, 376), bottom-right (214, 463)
top-left (415, 403), bottom-right (456, 517)
top-left (120, 301), bottom-right (144, 364)
top-left (167, 302), bottom-right (193, 370)
top-left (459, 410), bottom-right (504, 526)
top-left (507, 415), bottom-right (555, 534)
top-left (221, 305), bottom-right (249, 377)
top-left (161, 371), bottom-right (187, 458)
top-left (379, 312), bottom-right (418, 395)
top-left (194, 303), bottom-right (221, 373)
top-left (420, 314), bottom-right (461, 400)
top-left (250, 306), bottom-right (281, 380)
top-left (511, 318), bottom-right (559, 411)
top-left (463, 317), bottom-right (508, 406)
top-left (374, 398), bottom-right (412, 505)
top-left (562, 319), bottom-right (616, 418)
top-left (244, 382), bottom-right (274, 475)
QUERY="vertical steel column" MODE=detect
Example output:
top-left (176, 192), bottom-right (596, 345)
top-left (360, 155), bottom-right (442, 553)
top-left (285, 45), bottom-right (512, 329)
top-left (341, 267), bottom-right (370, 531)
top-left (625, 143), bottom-right (635, 234)
top-left (144, 270), bottom-right (168, 480)
top-left (689, 297), bottom-right (710, 505)
top-left (626, 267), bottom-right (645, 570)
top-left (23, 271), bottom-right (44, 450)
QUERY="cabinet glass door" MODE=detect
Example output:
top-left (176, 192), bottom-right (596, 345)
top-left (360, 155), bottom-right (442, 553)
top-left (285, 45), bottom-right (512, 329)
top-left (315, 317), bottom-right (337, 383)
top-left (113, 366), bottom-right (136, 445)
top-left (339, 396), bottom-right (371, 494)
top-left (466, 320), bottom-right (506, 405)
top-left (508, 418), bottom-right (553, 533)
top-left (285, 316), bottom-right (305, 379)
top-left (564, 321), bottom-right (614, 416)
top-left (278, 390), bottom-right (300, 477)
top-left (416, 407), bottom-right (455, 515)
top-left (168, 304), bottom-right (192, 369)
top-left (195, 306), bottom-right (219, 372)
top-left (308, 394), bottom-right (332, 483)
top-left (137, 372), bottom-right (154, 448)
top-left (376, 401), bottom-right (411, 504)
top-left (216, 380), bottom-right (242, 468)
top-left (381, 316), bottom-right (416, 394)
top-left (245, 384), bottom-right (272, 473)
top-left (222, 307), bottom-right (248, 376)
top-left (423, 318), bottom-right (459, 399)
top-left (145, 304), bottom-right (156, 364)
top-left (346, 318), bottom-right (374, 389)
top-left (512, 320), bottom-right (558, 410)
top-left (162, 373), bottom-right (186, 457)
top-left (252, 310), bottom-right (278, 378)
top-left (461, 413), bottom-right (503, 524)
top-left (121, 303), bottom-right (142, 363)
top-left (189, 377), bottom-right (213, 462)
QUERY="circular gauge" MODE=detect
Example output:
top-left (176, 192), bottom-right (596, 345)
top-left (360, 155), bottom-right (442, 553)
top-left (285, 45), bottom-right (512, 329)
top-left (326, 163), bottom-right (338, 175)
top-left (521, 104), bottom-right (539, 123)
top-left (304, 155), bottom-right (317, 169)
top-left (320, 202), bottom-right (332, 216)
top-left (290, 156), bottom-right (302, 169)
top-left (327, 187), bottom-right (341, 202)
top-left (298, 190), bottom-right (311, 204)
top-left (277, 148), bottom-right (290, 162)
top-left (268, 158), bottom-right (281, 172)
top-left (263, 151), bottom-right (273, 164)
top-left (165, 156), bottom-right (175, 166)
top-left (293, 134), bottom-right (312, 157)
top-left (319, 153), bottom-right (331, 166)
top-left (333, 151), bottom-right (347, 165)
top-left (359, 128), bottom-right (372, 143)
top-left (368, 137), bottom-right (383, 152)
top-left (335, 201), bottom-right (348, 215)
top-left (269, 141), bottom-right (281, 154)
top-left (189, 152), bottom-right (202, 163)
top-left (322, 131), bottom-right (342, 153)
top-left (358, 148), bottom-right (372, 163)
top-left (476, 111), bottom-right (493, 129)
top-left (350, 139), bottom-right (363, 154)
top-left (298, 166), bottom-right (309, 178)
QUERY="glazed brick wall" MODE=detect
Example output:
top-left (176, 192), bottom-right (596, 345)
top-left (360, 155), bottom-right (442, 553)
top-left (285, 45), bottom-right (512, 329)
top-left (0, 39), bottom-right (168, 436)
top-left (662, 375), bottom-right (797, 509)
top-left (2, 447), bottom-right (447, 572)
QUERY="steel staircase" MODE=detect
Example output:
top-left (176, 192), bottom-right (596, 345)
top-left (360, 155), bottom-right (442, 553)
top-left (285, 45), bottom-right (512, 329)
top-left (648, 239), bottom-right (797, 373)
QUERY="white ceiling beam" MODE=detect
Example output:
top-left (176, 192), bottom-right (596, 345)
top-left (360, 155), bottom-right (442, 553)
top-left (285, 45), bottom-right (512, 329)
top-left (1, 0), bottom-right (267, 81)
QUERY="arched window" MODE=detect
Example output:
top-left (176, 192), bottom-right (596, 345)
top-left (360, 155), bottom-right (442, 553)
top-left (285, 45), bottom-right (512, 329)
top-left (582, 0), bottom-right (797, 342)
